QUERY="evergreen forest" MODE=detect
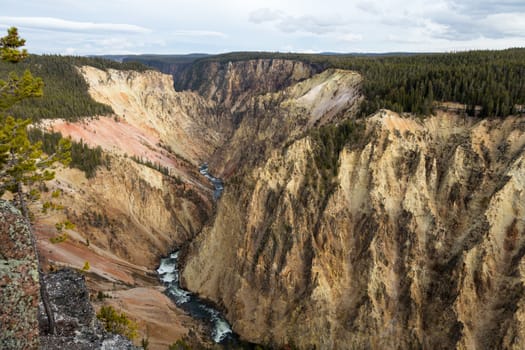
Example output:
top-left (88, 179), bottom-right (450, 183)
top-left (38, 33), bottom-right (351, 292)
top-left (0, 55), bottom-right (148, 121)
top-left (130, 49), bottom-right (525, 118)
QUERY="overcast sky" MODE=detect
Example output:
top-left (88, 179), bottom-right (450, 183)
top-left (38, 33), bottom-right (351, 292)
top-left (2, 0), bottom-right (525, 55)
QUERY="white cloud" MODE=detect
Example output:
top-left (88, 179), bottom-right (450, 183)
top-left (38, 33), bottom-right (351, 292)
top-left (249, 8), bottom-right (346, 35)
top-left (2, 1), bottom-right (524, 54)
top-left (484, 13), bottom-right (525, 36)
top-left (171, 30), bottom-right (227, 38)
top-left (277, 15), bottom-right (345, 34)
top-left (0, 16), bottom-right (151, 34)
top-left (249, 8), bottom-right (284, 24)
top-left (337, 33), bottom-right (363, 42)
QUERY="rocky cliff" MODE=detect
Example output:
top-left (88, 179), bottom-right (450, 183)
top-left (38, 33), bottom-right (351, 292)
top-left (40, 269), bottom-right (138, 350)
top-left (181, 76), bottom-right (525, 348)
top-left (173, 59), bottom-right (320, 114)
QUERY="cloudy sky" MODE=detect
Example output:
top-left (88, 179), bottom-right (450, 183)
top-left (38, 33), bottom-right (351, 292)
top-left (2, 0), bottom-right (525, 55)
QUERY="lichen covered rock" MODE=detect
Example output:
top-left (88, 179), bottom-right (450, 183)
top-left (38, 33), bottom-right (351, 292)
top-left (39, 269), bottom-right (139, 350)
top-left (0, 200), bottom-right (40, 350)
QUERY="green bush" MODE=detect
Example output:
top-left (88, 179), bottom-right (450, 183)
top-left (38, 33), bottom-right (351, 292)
top-left (63, 219), bottom-right (75, 230)
top-left (96, 305), bottom-right (138, 340)
top-left (49, 232), bottom-right (67, 244)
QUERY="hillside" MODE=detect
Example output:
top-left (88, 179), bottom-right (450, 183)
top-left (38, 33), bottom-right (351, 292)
top-left (0, 55), bottom-right (148, 121)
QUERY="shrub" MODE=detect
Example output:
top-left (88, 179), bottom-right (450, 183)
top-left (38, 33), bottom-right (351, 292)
top-left (49, 232), bottom-right (67, 244)
top-left (63, 219), bottom-right (75, 229)
top-left (96, 305), bottom-right (138, 340)
top-left (55, 222), bottom-right (64, 232)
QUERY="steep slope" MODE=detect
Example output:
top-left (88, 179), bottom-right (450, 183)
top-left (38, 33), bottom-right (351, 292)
top-left (182, 109), bottom-right (525, 349)
top-left (38, 66), bottom-right (220, 272)
top-left (32, 66), bottom-right (223, 348)
top-left (212, 68), bottom-right (362, 176)
top-left (173, 59), bottom-right (320, 113)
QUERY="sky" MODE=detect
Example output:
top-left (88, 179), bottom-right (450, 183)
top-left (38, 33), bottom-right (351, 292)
top-left (2, 0), bottom-right (525, 55)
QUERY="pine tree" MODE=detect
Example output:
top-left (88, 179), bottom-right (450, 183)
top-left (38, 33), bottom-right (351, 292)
top-left (0, 27), bottom-right (71, 335)
top-left (0, 27), bottom-right (27, 63)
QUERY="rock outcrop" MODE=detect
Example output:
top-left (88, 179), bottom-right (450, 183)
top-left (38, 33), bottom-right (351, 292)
top-left (39, 269), bottom-right (139, 350)
top-left (0, 200), bottom-right (40, 350)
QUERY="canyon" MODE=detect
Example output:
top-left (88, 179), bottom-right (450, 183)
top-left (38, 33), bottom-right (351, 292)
top-left (22, 57), bottom-right (525, 349)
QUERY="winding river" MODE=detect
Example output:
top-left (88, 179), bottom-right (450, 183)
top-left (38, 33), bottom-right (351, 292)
top-left (157, 164), bottom-right (232, 343)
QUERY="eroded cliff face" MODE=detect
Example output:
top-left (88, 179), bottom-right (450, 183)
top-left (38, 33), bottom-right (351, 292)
top-left (182, 109), bottom-right (525, 349)
top-left (213, 68), bottom-right (362, 176)
top-left (38, 66), bottom-right (222, 273)
top-left (77, 65), bottom-right (225, 164)
top-left (173, 59), bottom-right (320, 114)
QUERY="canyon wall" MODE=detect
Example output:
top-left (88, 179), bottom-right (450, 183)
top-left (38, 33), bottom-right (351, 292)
top-left (32, 66), bottom-right (224, 348)
top-left (172, 59), bottom-right (320, 114)
top-left (181, 65), bottom-right (525, 349)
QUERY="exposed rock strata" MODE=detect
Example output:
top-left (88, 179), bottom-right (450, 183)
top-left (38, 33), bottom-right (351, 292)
top-left (76, 65), bottom-right (225, 164)
top-left (32, 66), bottom-right (226, 347)
top-left (182, 109), bottom-right (525, 349)
top-left (172, 59), bottom-right (320, 112)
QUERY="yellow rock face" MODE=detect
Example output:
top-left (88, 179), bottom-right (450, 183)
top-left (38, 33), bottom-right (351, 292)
top-left (183, 107), bottom-right (525, 349)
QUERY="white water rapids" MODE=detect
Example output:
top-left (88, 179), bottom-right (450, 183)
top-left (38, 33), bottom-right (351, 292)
top-left (157, 164), bottom-right (231, 343)
top-left (157, 251), bottom-right (233, 343)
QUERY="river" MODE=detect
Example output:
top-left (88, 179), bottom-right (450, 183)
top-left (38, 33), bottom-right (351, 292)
top-left (157, 251), bottom-right (233, 343)
top-left (157, 164), bottom-right (233, 344)
top-left (199, 163), bottom-right (223, 200)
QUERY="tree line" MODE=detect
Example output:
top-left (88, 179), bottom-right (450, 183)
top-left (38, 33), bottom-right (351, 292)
top-left (2, 49), bottom-right (523, 122)
top-left (0, 55), bottom-right (149, 121)
top-left (28, 128), bottom-right (109, 179)
top-left (146, 49), bottom-right (525, 118)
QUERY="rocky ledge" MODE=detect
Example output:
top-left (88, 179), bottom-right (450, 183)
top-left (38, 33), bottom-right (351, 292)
top-left (39, 269), bottom-right (140, 350)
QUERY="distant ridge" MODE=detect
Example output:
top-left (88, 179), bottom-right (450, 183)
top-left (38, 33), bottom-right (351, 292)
top-left (97, 53), bottom-right (209, 63)
top-left (319, 51), bottom-right (434, 56)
